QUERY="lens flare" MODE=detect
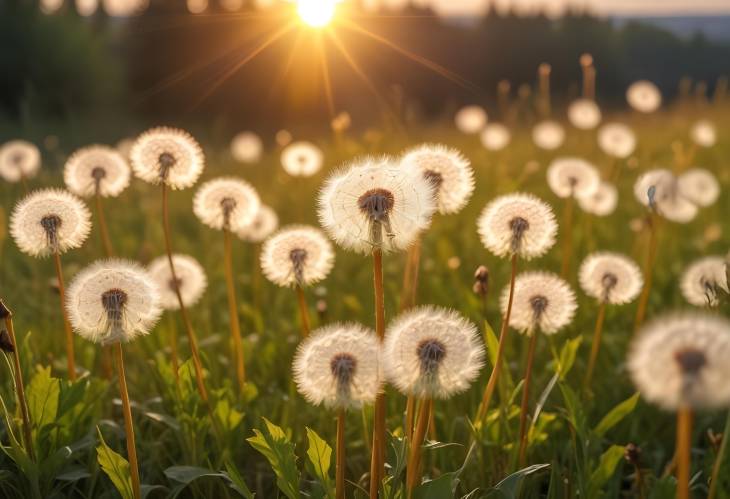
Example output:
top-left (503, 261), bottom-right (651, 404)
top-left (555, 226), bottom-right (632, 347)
top-left (297, 0), bottom-right (336, 28)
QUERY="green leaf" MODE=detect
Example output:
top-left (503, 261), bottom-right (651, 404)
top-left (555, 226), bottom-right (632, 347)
top-left (27, 366), bottom-right (60, 430)
top-left (165, 466), bottom-right (230, 498)
top-left (558, 383), bottom-right (586, 439)
top-left (214, 398), bottom-right (244, 433)
top-left (593, 393), bottom-right (640, 438)
top-left (556, 336), bottom-right (582, 380)
top-left (96, 428), bottom-right (134, 499)
top-left (487, 463), bottom-right (550, 499)
top-left (305, 427), bottom-right (334, 498)
top-left (587, 445), bottom-right (625, 497)
top-left (483, 320), bottom-right (514, 389)
top-left (414, 472), bottom-right (459, 499)
top-left (224, 461), bottom-right (256, 499)
top-left (247, 418), bottom-right (301, 499)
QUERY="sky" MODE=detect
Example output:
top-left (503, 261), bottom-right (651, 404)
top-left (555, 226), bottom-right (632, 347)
top-left (363, 0), bottom-right (730, 17)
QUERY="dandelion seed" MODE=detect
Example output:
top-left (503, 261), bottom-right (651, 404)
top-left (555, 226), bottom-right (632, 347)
top-left (477, 193), bottom-right (557, 260)
top-left (577, 181), bottom-right (618, 216)
top-left (626, 80), bottom-right (662, 113)
top-left (634, 169), bottom-right (698, 223)
top-left (579, 252), bottom-right (643, 305)
top-left (502, 271), bottom-right (577, 335)
top-left (193, 177), bottom-right (261, 232)
top-left (400, 144), bottom-right (474, 215)
top-left (678, 168), bottom-right (720, 207)
top-left (293, 323), bottom-right (382, 409)
top-left (260, 225), bottom-right (334, 288)
top-left (547, 157), bottom-right (601, 199)
top-left (130, 127), bottom-right (204, 189)
top-left (691, 120), bottom-right (716, 148)
top-left (64, 145), bottom-right (131, 198)
top-left (680, 256), bottom-right (729, 307)
top-left (454, 105), bottom-right (487, 134)
top-left (237, 204), bottom-right (279, 243)
top-left (598, 122), bottom-right (636, 159)
top-left (567, 98), bottom-right (602, 130)
top-left (148, 254), bottom-right (207, 310)
top-left (318, 156), bottom-right (435, 254)
top-left (67, 259), bottom-right (162, 345)
top-left (230, 132), bottom-right (263, 164)
top-left (281, 141), bottom-right (324, 177)
top-left (532, 121), bottom-right (565, 151)
top-left (0, 140), bottom-right (41, 183)
top-left (480, 123), bottom-right (511, 151)
top-left (10, 189), bottom-right (92, 257)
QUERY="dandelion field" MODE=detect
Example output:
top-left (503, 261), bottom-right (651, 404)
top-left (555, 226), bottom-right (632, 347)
top-left (1, 88), bottom-right (729, 499)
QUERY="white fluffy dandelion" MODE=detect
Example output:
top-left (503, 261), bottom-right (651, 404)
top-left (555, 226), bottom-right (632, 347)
top-left (678, 168), bottom-right (720, 207)
top-left (66, 259), bottom-right (162, 345)
top-left (629, 313), bottom-right (730, 410)
top-left (260, 225), bottom-right (335, 287)
top-left (567, 98), bottom-right (602, 130)
top-left (598, 123), bottom-right (636, 159)
top-left (546, 157), bottom-right (601, 199)
top-left (383, 306), bottom-right (484, 399)
top-left (690, 120), bottom-right (716, 148)
top-left (577, 181), bottom-right (618, 216)
top-left (148, 254), bottom-right (207, 310)
top-left (399, 144), bottom-right (475, 214)
top-left (281, 141), bottom-right (324, 177)
top-left (532, 121), bottom-right (565, 151)
top-left (318, 156), bottom-right (436, 254)
top-left (0, 140), bottom-right (41, 183)
top-left (680, 256), bottom-right (729, 307)
top-left (454, 105), bottom-right (487, 134)
top-left (579, 252), bottom-right (643, 305)
top-left (230, 131), bottom-right (263, 164)
top-left (626, 80), bottom-right (662, 113)
top-left (480, 123), bottom-right (511, 151)
top-left (477, 193), bottom-right (557, 260)
top-left (193, 177), bottom-right (261, 232)
top-left (634, 169), bottom-right (698, 223)
top-left (10, 189), bottom-right (92, 257)
top-left (502, 271), bottom-right (577, 334)
top-left (237, 204), bottom-right (279, 243)
top-left (130, 127), bottom-right (204, 189)
top-left (64, 145), bottom-right (131, 198)
top-left (293, 323), bottom-right (382, 409)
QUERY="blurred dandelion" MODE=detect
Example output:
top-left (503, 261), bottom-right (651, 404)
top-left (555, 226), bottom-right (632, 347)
top-left (680, 256), bottom-right (729, 308)
top-left (454, 105), bottom-right (487, 134)
top-left (10, 189), bottom-right (92, 381)
top-left (598, 122), bottom-right (636, 159)
top-left (230, 132), bottom-right (263, 164)
top-left (691, 120), bottom-right (716, 148)
top-left (579, 252), bottom-right (643, 389)
top-left (678, 168), bottom-right (720, 207)
top-left (532, 120), bottom-right (565, 150)
top-left (0, 140), bottom-right (41, 189)
top-left (567, 98), bottom-right (602, 130)
top-left (480, 123), bottom-right (511, 151)
top-left (577, 181), bottom-right (618, 216)
top-left (634, 169), bottom-right (698, 223)
top-left (237, 204), bottom-right (279, 243)
top-left (626, 80), bottom-right (662, 113)
top-left (281, 141), bottom-right (324, 177)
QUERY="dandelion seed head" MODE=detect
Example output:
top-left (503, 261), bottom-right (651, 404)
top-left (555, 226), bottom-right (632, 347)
top-left (532, 121), bottom-right (565, 151)
top-left (0, 140), bottom-right (41, 183)
top-left (454, 105), bottom-right (487, 134)
top-left (67, 259), bottom-right (162, 345)
top-left (626, 80), bottom-right (662, 113)
top-left (293, 323), bottom-right (382, 409)
top-left (480, 123), bottom-right (511, 151)
top-left (634, 169), bottom-right (698, 223)
top-left (130, 127), bottom-right (204, 189)
top-left (691, 120), bottom-right (716, 148)
top-left (281, 141), bottom-right (324, 177)
top-left (567, 99), bottom-right (602, 130)
top-left (147, 254), bottom-right (207, 310)
top-left (577, 181), bottom-right (618, 216)
top-left (502, 271), bottom-right (577, 335)
top-left (547, 157), bottom-right (601, 199)
top-left (230, 132), bottom-right (263, 164)
top-left (477, 193), bottom-right (557, 259)
top-left (598, 123), bottom-right (636, 159)
top-left (678, 168), bottom-right (720, 207)
top-left (10, 189), bottom-right (91, 257)
top-left (64, 145), bottom-right (131, 198)
top-left (237, 204), bottom-right (279, 243)
top-left (318, 156), bottom-right (436, 254)
top-left (680, 256), bottom-right (729, 307)
top-left (193, 177), bottom-right (261, 232)
top-left (579, 252), bottom-right (643, 305)
top-left (260, 225), bottom-right (334, 287)
top-left (400, 144), bottom-right (474, 214)
top-left (383, 306), bottom-right (484, 399)
top-left (629, 312), bottom-right (730, 410)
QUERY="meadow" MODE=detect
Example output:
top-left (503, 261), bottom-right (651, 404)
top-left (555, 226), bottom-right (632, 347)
top-left (0, 87), bottom-right (729, 499)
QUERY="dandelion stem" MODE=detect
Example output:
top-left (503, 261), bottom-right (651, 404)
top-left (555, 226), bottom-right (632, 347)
top-left (19, 175), bottom-right (29, 195)
top-left (336, 409), bottom-right (346, 499)
top-left (676, 406), bottom-right (692, 499)
top-left (517, 330), bottom-right (539, 468)
top-left (223, 228), bottom-right (246, 389)
top-left (1, 299), bottom-right (34, 461)
top-left (405, 395), bottom-right (415, 439)
top-left (295, 285), bottom-right (311, 338)
top-left (53, 250), bottom-right (76, 382)
top-left (635, 213), bottom-right (659, 332)
top-left (369, 248), bottom-right (387, 499)
top-left (114, 342), bottom-right (141, 499)
top-left (477, 253), bottom-right (518, 423)
top-left (406, 398), bottom-right (432, 498)
top-left (166, 313), bottom-right (180, 386)
top-left (560, 196), bottom-right (574, 279)
top-left (708, 410), bottom-right (730, 499)
top-left (399, 238), bottom-right (422, 312)
top-left (94, 191), bottom-right (114, 258)
top-left (583, 301), bottom-right (607, 392)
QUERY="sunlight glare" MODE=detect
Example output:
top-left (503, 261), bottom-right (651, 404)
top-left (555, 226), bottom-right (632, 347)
top-left (297, 0), bottom-right (337, 28)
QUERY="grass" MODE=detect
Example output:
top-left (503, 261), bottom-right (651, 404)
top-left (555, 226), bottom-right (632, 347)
top-left (0, 101), bottom-right (729, 498)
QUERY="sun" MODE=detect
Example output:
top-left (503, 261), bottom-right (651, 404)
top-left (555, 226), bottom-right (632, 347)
top-left (297, 0), bottom-right (337, 28)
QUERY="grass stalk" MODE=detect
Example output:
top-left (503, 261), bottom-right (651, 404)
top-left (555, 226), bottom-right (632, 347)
top-left (53, 250), bottom-right (76, 381)
top-left (583, 301), bottom-right (607, 392)
top-left (114, 342), bottom-right (141, 499)
top-left (223, 228), bottom-right (246, 389)
top-left (634, 213), bottom-right (659, 332)
top-left (708, 410), bottom-right (730, 499)
top-left (517, 330), bottom-right (539, 468)
top-left (560, 196), bottom-right (574, 279)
